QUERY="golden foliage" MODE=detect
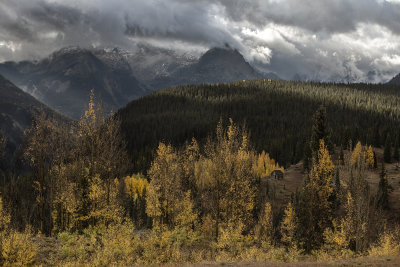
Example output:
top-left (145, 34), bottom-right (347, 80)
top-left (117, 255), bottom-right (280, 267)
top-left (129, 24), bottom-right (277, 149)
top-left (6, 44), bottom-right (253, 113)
top-left (254, 151), bottom-right (283, 178)
top-left (146, 142), bottom-right (183, 226)
top-left (255, 202), bottom-right (274, 244)
top-left (0, 196), bottom-right (10, 231)
top-left (366, 145), bottom-right (374, 168)
top-left (369, 230), bottom-right (400, 257)
top-left (351, 141), bottom-right (363, 166)
top-left (175, 191), bottom-right (198, 231)
top-left (124, 174), bottom-right (149, 202)
top-left (214, 222), bottom-right (253, 261)
top-left (1, 229), bottom-right (37, 266)
top-left (318, 220), bottom-right (354, 260)
top-left (88, 175), bottom-right (123, 226)
top-left (58, 223), bottom-right (140, 266)
top-left (280, 202), bottom-right (296, 248)
top-left (300, 140), bottom-right (334, 251)
top-left (0, 196), bottom-right (37, 266)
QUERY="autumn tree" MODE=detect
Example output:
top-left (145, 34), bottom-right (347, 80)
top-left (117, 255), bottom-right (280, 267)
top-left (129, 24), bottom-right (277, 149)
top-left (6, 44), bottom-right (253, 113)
top-left (24, 111), bottom-right (62, 235)
top-left (195, 119), bottom-right (257, 239)
top-left (50, 90), bottom-right (128, 232)
top-left (254, 202), bottom-right (274, 245)
top-left (146, 143), bottom-right (183, 227)
top-left (123, 174), bottom-right (149, 227)
top-left (253, 151), bottom-right (283, 178)
top-left (70, 90), bottom-right (128, 230)
top-left (366, 145), bottom-right (375, 168)
top-left (342, 143), bottom-right (372, 252)
top-left (280, 202), bottom-right (297, 248)
top-left (298, 140), bottom-right (334, 252)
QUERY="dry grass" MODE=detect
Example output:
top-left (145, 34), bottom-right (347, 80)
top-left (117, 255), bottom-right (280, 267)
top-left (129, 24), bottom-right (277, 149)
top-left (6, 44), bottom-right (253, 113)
top-left (186, 256), bottom-right (400, 266)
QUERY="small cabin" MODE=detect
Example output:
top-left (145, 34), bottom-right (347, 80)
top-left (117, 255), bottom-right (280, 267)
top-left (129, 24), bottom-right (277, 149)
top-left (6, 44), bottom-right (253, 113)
top-left (270, 170), bottom-right (284, 180)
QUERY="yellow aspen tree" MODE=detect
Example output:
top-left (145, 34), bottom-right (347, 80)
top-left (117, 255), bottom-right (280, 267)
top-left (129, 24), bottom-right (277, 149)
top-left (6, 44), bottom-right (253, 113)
top-left (146, 143), bottom-right (183, 227)
top-left (73, 90), bottom-right (128, 230)
top-left (124, 174), bottom-right (149, 226)
top-left (351, 141), bottom-right (362, 166)
top-left (280, 202), bottom-right (296, 248)
top-left (366, 145), bottom-right (375, 168)
top-left (255, 202), bottom-right (274, 245)
top-left (253, 151), bottom-right (283, 178)
top-left (343, 144), bottom-right (372, 253)
top-left (175, 191), bottom-right (198, 231)
top-left (195, 119), bottom-right (256, 238)
top-left (88, 175), bottom-right (123, 226)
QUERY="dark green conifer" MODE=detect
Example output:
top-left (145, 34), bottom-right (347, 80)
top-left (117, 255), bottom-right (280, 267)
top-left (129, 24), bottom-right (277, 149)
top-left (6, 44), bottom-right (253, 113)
top-left (376, 163), bottom-right (392, 210)
top-left (393, 137), bottom-right (399, 162)
top-left (384, 135), bottom-right (392, 163)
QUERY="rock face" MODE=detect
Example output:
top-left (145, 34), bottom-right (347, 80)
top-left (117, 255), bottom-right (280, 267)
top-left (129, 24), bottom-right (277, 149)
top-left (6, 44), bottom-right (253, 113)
top-left (0, 75), bottom-right (63, 165)
top-left (149, 47), bottom-right (279, 89)
top-left (0, 47), bottom-right (150, 119)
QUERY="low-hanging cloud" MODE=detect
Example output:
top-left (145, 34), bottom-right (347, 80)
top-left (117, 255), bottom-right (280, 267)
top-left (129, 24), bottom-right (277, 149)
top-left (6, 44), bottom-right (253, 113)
top-left (1, 0), bottom-right (400, 82)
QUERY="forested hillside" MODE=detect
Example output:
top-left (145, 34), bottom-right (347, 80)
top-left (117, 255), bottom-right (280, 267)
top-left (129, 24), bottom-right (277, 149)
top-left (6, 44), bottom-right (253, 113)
top-left (1, 81), bottom-right (400, 265)
top-left (118, 79), bottom-right (400, 172)
top-left (0, 75), bottom-right (66, 167)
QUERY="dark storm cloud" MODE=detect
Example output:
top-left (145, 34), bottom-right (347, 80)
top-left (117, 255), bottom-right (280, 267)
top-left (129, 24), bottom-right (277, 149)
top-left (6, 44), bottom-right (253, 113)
top-left (214, 0), bottom-right (400, 34)
top-left (0, 0), bottom-right (239, 61)
top-left (123, 1), bottom-right (240, 48)
top-left (0, 0), bottom-right (400, 82)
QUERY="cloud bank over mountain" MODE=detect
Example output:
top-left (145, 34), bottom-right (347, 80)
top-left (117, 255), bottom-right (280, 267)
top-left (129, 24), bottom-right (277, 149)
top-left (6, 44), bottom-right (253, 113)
top-left (1, 0), bottom-right (400, 82)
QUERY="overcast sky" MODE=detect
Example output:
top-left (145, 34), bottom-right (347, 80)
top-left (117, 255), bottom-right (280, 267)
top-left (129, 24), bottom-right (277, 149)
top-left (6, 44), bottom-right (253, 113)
top-left (1, 0), bottom-right (400, 82)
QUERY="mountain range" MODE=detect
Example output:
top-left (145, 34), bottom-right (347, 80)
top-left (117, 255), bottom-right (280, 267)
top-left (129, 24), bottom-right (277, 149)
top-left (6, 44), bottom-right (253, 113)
top-left (0, 45), bottom-right (278, 119)
top-left (0, 47), bottom-right (149, 119)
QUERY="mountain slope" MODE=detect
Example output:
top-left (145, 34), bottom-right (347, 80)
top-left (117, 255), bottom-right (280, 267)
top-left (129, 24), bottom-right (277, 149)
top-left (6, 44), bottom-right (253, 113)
top-left (388, 73), bottom-right (400, 85)
top-left (0, 47), bottom-right (150, 119)
top-left (123, 45), bottom-right (197, 85)
top-left (150, 47), bottom-right (278, 89)
top-left (117, 80), bottom-right (400, 173)
top-left (0, 75), bottom-right (63, 164)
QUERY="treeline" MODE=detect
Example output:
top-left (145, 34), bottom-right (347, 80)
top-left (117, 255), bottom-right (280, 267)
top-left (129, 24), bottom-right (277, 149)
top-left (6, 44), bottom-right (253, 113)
top-left (118, 79), bottom-right (400, 173)
top-left (0, 91), bottom-right (398, 265)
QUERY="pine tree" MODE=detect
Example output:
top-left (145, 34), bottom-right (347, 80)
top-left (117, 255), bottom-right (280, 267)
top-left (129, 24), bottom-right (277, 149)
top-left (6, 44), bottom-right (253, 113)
top-left (0, 132), bottom-right (5, 166)
top-left (332, 168), bottom-right (341, 210)
top-left (384, 134), bottom-right (392, 163)
top-left (339, 146), bottom-right (344, 165)
top-left (376, 164), bottom-right (392, 210)
top-left (310, 106), bottom-right (333, 155)
top-left (393, 137), bottom-right (399, 162)
top-left (304, 106), bottom-right (333, 171)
